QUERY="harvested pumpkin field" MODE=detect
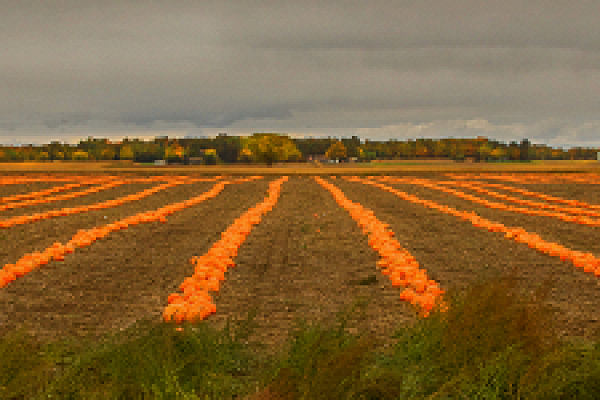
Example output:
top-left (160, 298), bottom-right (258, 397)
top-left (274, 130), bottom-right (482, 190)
top-left (1, 172), bottom-right (599, 359)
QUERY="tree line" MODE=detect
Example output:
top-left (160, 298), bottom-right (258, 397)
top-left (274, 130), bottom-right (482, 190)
top-left (0, 134), bottom-right (598, 165)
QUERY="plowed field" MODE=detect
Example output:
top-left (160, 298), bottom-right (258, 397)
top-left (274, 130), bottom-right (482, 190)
top-left (1, 172), bottom-right (599, 359)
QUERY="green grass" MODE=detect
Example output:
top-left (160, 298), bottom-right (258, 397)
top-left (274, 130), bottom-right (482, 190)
top-left (2, 267), bottom-right (600, 399)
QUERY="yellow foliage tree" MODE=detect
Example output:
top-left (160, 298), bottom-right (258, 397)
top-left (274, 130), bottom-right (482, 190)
top-left (490, 147), bottom-right (506, 161)
top-left (477, 144), bottom-right (493, 161)
top-left (203, 148), bottom-right (219, 165)
top-left (237, 148), bottom-right (254, 163)
top-left (326, 141), bottom-right (347, 161)
top-left (164, 145), bottom-right (185, 161)
top-left (433, 141), bottom-right (447, 157)
top-left (71, 150), bottom-right (89, 161)
top-left (415, 144), bottom-right (429, 158)
top-left (244, 134), bottom-right (302, 166)
top-left (119, 146), bottom-right (134, 160)
top-left (101, 147), bottom-right (116, 160)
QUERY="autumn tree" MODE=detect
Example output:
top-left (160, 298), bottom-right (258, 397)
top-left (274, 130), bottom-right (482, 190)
top-left (77, 137), bottom-right (106, 160)
top-left (203, 148), bottom-right (219, 165)
top-left (119, 145), bottom-right (134, 160)
top-left (46, 141), bottom-right (65, 161)
top-left (397, 142), bottom-right (412, 158)
top-left (433, 141), bottom-right (447, 158)
top-left (520, 138), bottom-right (530, 161)
top-left (448, 143), bottom-right (463, 161)
top-left (507, 147), bottom-right (521, 161)
top-left (164, 144), bottom-right (185, 163)
top-left (133, 143), bottom-right (163, 163)
top-left (462, 142), bottom-right (478, 159)
top-left (325, 140), bottom-right (347, 161)
top-left (415, 143), bottom-right (429, 158)
top-left (551, 149), bottom-right (565, 159)
top-left (71, 150), bottom-right (89, 161)
top-left (237, 148), bottom-right (254, 163)
top-left (358, 146), bottom-right (376, 162)
top-left (477, 143), bottom-right (493, 162)
top-left (214, 134), bottom-right (242, 163)
top-left (490, 147), bottom-right (507, 161)
top-left (101, 147), bottom-right (117, 161)
top-left (341, 136), bottom-right (361, 158)
top-left (244, 133), bottom-right (302, 166)
top-left (36, 151), bottom-right (50, 161)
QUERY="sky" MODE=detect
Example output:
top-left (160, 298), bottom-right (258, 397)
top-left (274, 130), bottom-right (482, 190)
top-left (2, 0), bottom-right (600, 149)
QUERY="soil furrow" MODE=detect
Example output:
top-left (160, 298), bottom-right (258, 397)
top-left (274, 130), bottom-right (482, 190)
top-left (206, 176), bottom-right (416, 359)
top-left (0, 177), bottom-right (269, 342)
top-left (334, 178), bottom-right (600, 343)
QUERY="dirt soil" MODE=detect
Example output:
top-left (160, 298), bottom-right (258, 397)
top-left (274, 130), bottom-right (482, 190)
top-left (1, 174), bottom-right (599, 358)
top-left (333, 174), bottom-right (600, 343)
top-left (0, 177), bottom-right (268, 341)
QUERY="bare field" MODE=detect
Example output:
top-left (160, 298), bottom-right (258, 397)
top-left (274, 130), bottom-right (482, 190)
top-left (1, 171), bottom-right (599, 358)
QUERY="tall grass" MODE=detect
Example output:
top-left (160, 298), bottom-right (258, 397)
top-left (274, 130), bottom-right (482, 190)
top-left (2, 267), bottom-right (600, 399)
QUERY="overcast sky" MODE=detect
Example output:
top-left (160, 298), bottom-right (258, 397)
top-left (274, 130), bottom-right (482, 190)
top-left (2, 0), bottom-right (600, 149)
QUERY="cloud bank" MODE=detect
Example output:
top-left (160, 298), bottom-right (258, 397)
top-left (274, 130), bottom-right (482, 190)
top-left (2, 1), bottom-right (599, 149)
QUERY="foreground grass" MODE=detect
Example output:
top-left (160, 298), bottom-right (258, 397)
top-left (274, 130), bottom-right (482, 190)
top-left (2, 268), bottom-right (600, 399)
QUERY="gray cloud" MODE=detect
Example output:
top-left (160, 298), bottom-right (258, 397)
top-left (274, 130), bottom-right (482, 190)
top-left (1, 1), bottom-right (600, 149)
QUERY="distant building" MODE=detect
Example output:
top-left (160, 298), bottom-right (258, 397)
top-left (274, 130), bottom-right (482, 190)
top-left (188, 157), bottom-right (203, 165)
top-left (154, 160), bottom-right (166, 166)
